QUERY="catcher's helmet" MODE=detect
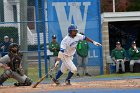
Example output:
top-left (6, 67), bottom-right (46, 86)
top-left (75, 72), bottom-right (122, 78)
top-left (68, 24), bottom-right (78, 34)
top-left (9, 43), bottom-right (19, 53)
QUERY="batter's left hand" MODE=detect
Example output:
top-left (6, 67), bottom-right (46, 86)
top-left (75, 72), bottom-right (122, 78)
top-left (93, 41), bottom-right (102, 46)
top-left (96, 43), bottom-right (102, 46)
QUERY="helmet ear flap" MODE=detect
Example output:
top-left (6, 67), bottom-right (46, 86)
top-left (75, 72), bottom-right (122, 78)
top-left (68, 30), bottom-right (72, 35)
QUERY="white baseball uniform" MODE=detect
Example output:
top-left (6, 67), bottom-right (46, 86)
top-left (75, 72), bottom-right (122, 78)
top-left (59, 33), bottom-right (85, 73)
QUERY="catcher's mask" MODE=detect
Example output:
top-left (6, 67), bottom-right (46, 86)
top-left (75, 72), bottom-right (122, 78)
top-left (9, 43), bottom-right (19, 54)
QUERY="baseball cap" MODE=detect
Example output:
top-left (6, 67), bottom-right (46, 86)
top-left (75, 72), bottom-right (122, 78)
top-left (116, 41), bottom-right (121, 45)
top-left (4, 36), bottom-right (9, 39)
top-left (132, 41), bottom-right (136, 44)
top-left (52, 35), bottom-right (56, 39)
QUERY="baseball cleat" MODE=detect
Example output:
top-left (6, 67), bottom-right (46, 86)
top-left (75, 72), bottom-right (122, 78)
top-left (65, 80), bottom-right (71, 85)
top-left (76, 73), bottom-right (80, 77)
top-left (52, 78), bottom-right (60, 85)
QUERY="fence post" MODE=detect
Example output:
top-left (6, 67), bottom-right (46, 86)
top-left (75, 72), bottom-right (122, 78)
top-left (20, 0), bottom-right (28, 75)
top-left (35, 0), bottom-right (42, 78)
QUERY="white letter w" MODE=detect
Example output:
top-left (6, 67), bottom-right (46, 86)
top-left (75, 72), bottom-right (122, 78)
top-left (52, 2), bottom-right (91, 37)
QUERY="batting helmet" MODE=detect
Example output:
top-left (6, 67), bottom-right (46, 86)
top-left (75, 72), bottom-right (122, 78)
top-left (68, 24), bottom-right (78, 34)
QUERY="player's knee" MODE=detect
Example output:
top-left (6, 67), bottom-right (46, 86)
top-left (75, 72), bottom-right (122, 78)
top-left (71, 67), bottom-right (77, 74)
top-left (61, 69), bottom-right (67, 74)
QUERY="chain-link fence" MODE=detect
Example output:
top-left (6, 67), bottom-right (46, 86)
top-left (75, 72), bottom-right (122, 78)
top-left (0, 0), bottom-right (48, 79)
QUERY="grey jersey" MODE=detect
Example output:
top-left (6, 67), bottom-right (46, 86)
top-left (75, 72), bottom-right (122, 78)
top-left (0, 55), bottom-right (10, 65)
top-left (0, 54), bottom-right (22, 71)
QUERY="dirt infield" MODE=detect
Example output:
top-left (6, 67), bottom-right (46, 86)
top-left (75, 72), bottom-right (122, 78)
top-left (0, 79), bottom-right (140, 93)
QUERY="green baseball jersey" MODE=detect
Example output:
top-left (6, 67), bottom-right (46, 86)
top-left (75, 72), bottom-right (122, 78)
top-left (76, 40), bottom-right (89, 57)
top-left (49, 42), bottom-right (60, 56)
top-left (111, 48), bottom-right (126, 59)
top-left (129, 47), bottom-right (140, 60)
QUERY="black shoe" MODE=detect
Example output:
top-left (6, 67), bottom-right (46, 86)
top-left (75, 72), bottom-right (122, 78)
top-left (76, 73), bottom-right (80, 77)
top-left (65, 80), bottom-right (71, 85)
top-left (14, 82), bottom-right (30, 86)
top-left (52, 78), bottom-right (60, 85)
top-left (14, 82), bottom-right (22, 86)
top-left (85, 73), bottom-right (91, 76)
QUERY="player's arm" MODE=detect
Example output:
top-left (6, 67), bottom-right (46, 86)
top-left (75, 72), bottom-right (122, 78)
top-left (78, 33), bottom-right (101, 46)
top-left (111, 50), bottom-right (117, 63)
top-left (0, 56), bottom-right (10, 69)
top-left (54, 46), bottom-right (65, 67)
top-left (56, 43), bottom-right (60, 51)
top-left (54, 51), bottom-right (63, 68)
top-left (0, 63), bottom-right (4, 68)
top-left (85, 37), bottom-right (102, 46)
top-left (54, 39), bottom-right (66, 68)
top-left (48, 43), bottom-right (54, 52)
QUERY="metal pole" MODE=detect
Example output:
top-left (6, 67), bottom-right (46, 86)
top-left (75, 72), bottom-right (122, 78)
top-left (16, 2), bottom-right (20, 44)
top-left (41, 0), bottom-right (48, 76)
top-left (35, 0), bottom-right (42, 78)
top-left (20, 0), bottom-right (28, 75)
top-left (97, 0), bottom-right (103, 75)
top-left (113, 0), bottom-right (115, 12)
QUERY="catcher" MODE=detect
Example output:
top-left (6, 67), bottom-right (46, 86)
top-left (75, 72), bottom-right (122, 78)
top-left (0, 43), bottom-right (32, 86)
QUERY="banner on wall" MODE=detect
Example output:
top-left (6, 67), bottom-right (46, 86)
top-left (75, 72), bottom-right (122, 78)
top-left (47, 0), bottom-right (102, 70)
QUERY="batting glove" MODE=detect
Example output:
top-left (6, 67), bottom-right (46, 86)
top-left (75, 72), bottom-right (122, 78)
top-left (93, 41), bottom-right (102, 46)
top-left (54, 60), bottom-right (59, 68)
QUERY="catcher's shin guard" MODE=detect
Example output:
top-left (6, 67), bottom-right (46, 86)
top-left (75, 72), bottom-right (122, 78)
top-left (25, 77), bottom-right (32, 85)
top-left (0, 70), bottom-right (11, 85)
top-left (14, 78), bottom-right (32, 86)
top-left (0, 74), bottom-right (9, 85)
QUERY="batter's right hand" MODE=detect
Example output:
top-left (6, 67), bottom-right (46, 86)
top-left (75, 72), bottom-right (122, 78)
top-left (54, 60), bottom-right (59, 68)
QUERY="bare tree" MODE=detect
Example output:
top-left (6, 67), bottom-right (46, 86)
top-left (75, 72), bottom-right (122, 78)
top-left (116, 0), bottom-right (130, 12)
top-left (101, 0), bottom-right (130, 12)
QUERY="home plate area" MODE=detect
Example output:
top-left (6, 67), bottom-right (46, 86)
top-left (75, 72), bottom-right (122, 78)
top-left (0, 77), bottom-right (140, 93)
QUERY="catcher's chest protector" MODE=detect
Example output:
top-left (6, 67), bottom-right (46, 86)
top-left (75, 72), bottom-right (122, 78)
top-left (8, 53), bottom-right (22, 71)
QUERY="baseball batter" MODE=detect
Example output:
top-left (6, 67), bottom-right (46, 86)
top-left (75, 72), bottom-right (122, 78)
top-left (0, 43), bottom-right (32, 86)
top-left (52, 24), bottom-right (101, 85)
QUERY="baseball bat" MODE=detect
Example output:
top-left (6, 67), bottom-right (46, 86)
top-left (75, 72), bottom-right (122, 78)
top-left (32, 68), bottom-right (55, 88)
